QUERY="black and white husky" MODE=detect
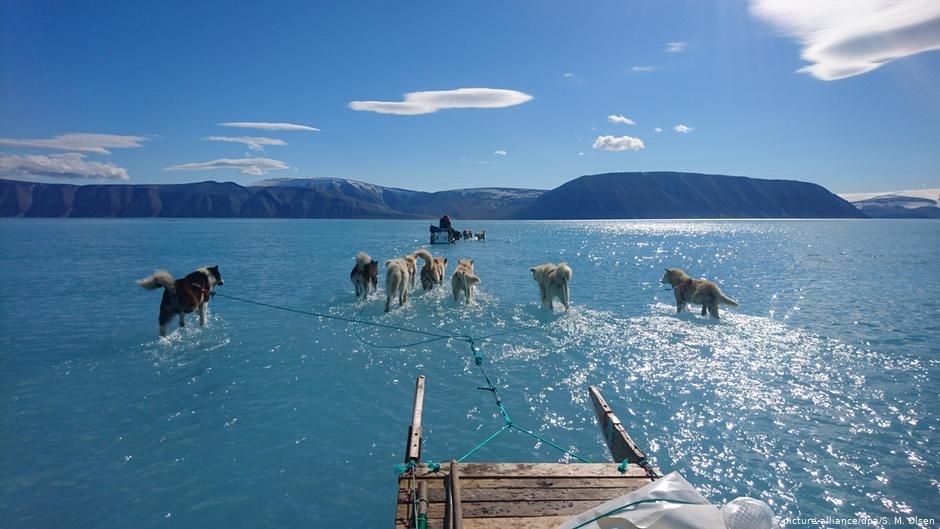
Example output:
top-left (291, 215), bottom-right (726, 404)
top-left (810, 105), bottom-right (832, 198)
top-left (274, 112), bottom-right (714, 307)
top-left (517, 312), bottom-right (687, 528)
top-left (137, 266), bottom-right (224, 336)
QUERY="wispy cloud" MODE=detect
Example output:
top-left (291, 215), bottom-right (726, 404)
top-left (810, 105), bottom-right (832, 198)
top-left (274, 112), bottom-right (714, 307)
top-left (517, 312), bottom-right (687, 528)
top-left (203, 136), bottom-right (287, 151)
top-left (219, 122), bottom-right (320, 132)
top-left (563, 72), bottom-right (575, 78)
top-left (654, 127), bottom-right (663, 133)
top-left (494, 149), bottom-right (507, 156)
top-left (0, 133), bottom-right (147, 155)
top-left (592, 135), bottom-right (645, 152)
top-left (665, 41), bottom-right (687, 53)
top-left (631, 66), bottom-right (656, 72)
top-left (674, 124), bottom-right (695, 133)
top-left (164, 157), bottom-right (290, 176)
top-left (608, 114), bottom-right (637, 126)
top-left (349, 88), bottom-right (533, 115)
top-left (0, 152), bottom-right (129, 180)
top-left (750, 0), bottom-right (940, 80)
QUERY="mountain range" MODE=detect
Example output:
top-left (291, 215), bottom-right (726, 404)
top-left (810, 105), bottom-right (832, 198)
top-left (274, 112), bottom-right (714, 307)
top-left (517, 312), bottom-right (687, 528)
top-left (0, 172), bottom-right (866, 219)
top-left (839, 189), bottom-right (940, 219)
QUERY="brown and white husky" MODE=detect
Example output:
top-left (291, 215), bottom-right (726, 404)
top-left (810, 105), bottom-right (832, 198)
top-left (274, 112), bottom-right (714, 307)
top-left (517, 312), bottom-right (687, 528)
top-left (384, 258), bottom-right (412, 312)
top-left (415, 249), bottom-right (447, 291)
top-left (661, 268), bottom-right (738, 319)
top-left (137, 266), bottom-right (224, 336)
top-left (350, 252), bottom-right (378, 299)
top-left (451, 259), bottom-right (481, 304)
top-left (530, 263), bottom-right (572, 311)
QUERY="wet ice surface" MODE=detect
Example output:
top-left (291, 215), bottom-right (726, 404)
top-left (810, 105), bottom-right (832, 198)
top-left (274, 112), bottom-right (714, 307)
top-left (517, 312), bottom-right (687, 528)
top-left (1, 218), bottom-right (937, 528)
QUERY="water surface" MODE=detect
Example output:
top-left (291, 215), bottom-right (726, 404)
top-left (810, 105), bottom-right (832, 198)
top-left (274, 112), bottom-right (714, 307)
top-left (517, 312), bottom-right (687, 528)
top-left (0, 219), bottom-right (937, 528)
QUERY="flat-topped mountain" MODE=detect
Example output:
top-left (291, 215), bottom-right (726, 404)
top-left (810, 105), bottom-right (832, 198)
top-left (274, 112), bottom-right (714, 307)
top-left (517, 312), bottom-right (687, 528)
top-left (0, 172), bottom-right (865, 219)
top-left (516, 172), bottom-right (865, 219)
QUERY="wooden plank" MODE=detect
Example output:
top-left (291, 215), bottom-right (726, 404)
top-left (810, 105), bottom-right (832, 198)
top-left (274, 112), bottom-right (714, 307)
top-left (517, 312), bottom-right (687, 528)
top-left (589, 386), bottom-right (647, 465)
top-left (427, 500), bottom-right (606, 519)
top-left (418, 481), bottom-right (429, 527)
top-left (414, 463), bottom-right (647, 479)
top-left (464, 516), bottom-right (572, 529)
top-left (406, 476), bottom-right (650, 490)
top-left (423, 485), bottom-right (645, 503)
top-left (405, 375), bottom-right (426, 463)
top-left (450, 460), bottom-right (463, 529)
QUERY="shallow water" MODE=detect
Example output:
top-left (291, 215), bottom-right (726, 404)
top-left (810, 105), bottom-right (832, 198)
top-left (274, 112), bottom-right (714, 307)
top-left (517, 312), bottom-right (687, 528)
top-left (0, 218), bottom-right (937, 528)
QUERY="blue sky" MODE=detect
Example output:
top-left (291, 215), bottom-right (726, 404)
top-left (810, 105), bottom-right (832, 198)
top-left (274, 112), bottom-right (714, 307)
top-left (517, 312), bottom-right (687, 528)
top-left (0, 0), bottom-right (938, 193)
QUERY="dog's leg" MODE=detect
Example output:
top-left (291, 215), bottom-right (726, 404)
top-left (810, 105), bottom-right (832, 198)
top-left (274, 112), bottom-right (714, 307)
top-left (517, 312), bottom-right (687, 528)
top-left (701, 305), bottom-right (707, 316)
top-left (159, 323), bottom-right (168, 337)
top-left (709, 303), bottom-right (720, 319)
top-left (385, 293), bottom-right (391, 312)
top-left (199, 303), bottom-right (207, 326)
top-left (563, 283), bottom-right (570, 311)
top-left (178, 312), bottom-right (185, 328)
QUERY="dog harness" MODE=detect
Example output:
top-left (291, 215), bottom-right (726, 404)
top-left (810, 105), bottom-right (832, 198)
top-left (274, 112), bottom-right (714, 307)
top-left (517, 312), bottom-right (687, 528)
top-left (189, 280), bottom-right (211, 301)
top-left (674, 279), bottom-right (693, 294)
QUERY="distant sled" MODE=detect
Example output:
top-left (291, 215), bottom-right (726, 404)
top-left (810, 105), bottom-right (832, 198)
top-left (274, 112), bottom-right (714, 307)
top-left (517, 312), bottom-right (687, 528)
top-left (429, 225), bottom-right (456, 244)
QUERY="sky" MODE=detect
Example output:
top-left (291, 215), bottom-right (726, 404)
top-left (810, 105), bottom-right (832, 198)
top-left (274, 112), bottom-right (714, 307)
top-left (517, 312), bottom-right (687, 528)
top-left (0, 0), bottom-right (938, 193)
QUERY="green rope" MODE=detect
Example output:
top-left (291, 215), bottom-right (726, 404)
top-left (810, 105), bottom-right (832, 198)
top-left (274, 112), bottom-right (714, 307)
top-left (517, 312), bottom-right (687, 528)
top-left (214, 292), bottom-right (457, 340)
top-left (215, 291), bottom-right (603, 467)
top-left (570, 498), bottom-right (704, 529)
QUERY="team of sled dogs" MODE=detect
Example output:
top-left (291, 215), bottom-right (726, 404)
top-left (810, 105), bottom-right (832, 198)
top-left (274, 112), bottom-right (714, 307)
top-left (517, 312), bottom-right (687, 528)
top-left (137, 256), bottom-right (739, 336)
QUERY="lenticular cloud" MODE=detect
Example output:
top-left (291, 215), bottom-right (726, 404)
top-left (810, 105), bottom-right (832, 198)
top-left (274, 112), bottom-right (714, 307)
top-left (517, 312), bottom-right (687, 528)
top-left (349, 88), bottom-right (533, 115)
top-left (751, 0), bottom-right (940, 80)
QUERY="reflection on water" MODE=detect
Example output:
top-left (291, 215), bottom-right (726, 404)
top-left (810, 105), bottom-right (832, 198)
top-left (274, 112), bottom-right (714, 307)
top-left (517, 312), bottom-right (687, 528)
top-left (0, 218), bottom-right (937, 528)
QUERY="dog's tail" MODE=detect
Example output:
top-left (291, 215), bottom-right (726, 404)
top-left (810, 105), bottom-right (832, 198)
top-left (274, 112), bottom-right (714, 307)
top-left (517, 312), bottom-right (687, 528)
top-left (555, 263), bottom-right (572, 285)
top-left (355, 252), bottom-right (372, 270)
top-left (414, 248), bottom-right (433, 267)
top-left (717, 290), bottom-right (739, 306)
top-left (137, 270), bottom-right (175, 291)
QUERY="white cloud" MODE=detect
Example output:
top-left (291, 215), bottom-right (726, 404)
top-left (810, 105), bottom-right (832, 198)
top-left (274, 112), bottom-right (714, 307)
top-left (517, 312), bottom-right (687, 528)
top-left (665, 41), bottom-right (688, 52)
top-left (494, 150), bottom-right (507, 156)
top-left (348, 88), bottom-right (533, 115)
top-left (654, 127), bottom-right (663, 133)
top-left (203, 136), bottom-right (287, 151)
top-left (674, 124), bottom-right (695, 134)
top-left (578, 152), bottom-right (585, 156)
top-left (220, 122), bottom-right (320, 132)
top-left (164, 157), bottom-right (290, 176)
top-left (750, 0), bottom-right (940, 80)
top-left (563, 72), bottom-right (575, 78)
top-left (592, 135), bottom-right (646, 152)
top-left (0, 133), bottom-right (148, 155)
top-left (0, 152), bottom-right (129, 180)
top-left (608, 114), bottom-right (637, 126)
top-left (631, 66), bottom-right (656, 72)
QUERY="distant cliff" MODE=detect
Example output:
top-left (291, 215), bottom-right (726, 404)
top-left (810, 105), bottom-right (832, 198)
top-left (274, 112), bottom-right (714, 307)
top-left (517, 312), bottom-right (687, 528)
top-left (515, 172), bottom-right (865, 219)
top-left (0, 172), bottom-right (866, 219)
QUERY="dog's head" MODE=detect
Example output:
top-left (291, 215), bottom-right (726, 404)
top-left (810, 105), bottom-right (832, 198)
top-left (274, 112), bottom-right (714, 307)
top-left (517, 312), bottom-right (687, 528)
top-left (661, 268), bottom-right (687, 287)
top-left (207, 265), bottom-right (224, 287)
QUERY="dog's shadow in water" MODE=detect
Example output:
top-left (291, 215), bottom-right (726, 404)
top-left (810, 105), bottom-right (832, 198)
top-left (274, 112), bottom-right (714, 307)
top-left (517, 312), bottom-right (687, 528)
top-left (516, 303), bottom-right (572, 326)
top-left (668, 308), bottom-right (723, 326)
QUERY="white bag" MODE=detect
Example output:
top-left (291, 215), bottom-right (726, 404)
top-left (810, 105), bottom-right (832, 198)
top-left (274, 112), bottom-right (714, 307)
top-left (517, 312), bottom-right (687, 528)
top-left (556, 472), bottom-right (727, 529)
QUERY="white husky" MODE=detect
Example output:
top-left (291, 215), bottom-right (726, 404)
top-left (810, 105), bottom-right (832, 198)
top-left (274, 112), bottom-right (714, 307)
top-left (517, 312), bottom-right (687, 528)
top-left (384, 258), bottom-right (412, 312)
top-left (530, 263), bottom-right (572, 311)
top-left (451, 259), bottom-right (481, 304)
